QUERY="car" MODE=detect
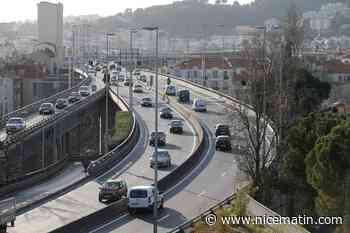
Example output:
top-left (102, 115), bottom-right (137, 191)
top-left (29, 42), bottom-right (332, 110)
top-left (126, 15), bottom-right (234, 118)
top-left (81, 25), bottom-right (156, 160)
top-left (118, 75), bottom-right (125, 82)
top-left (95, 66), bottom-right (101, 71)
top-left (215, 124), bottom-right (231, 137)
top-left (6, 117), bottom-right (26, 134)
top-left (149, 131), bottom-right (166, 146)
top-left (177, 90), bottom-right (190, 103)
top-left (150, 150), bottom-right (171, 168)
top-left (68, 92), bottom-right (81, 103)
top-left (98, 179), bottom-right (128, 202)
top-left (127, 185), bottom-right (164, 213)
top-left (140, 75), bottom-right (147, 82)
top-left (91, 84), bottom-right (97, 92)
top-left (79, 86), bottom-right (91, 97)
top-left (39, 103), bottom-right (55, 115)
top-left (192, 98), bottom-right (207, 112)
top-left (165, 85), bottom-right (176, 96)
top-left (160, 107), bottom-right (173, 119)
top-left (169, 120), bottom-right (184, 134)
top-left (215, 135), bottom-right (232, 151)
top-left (141, 97), bottom-right (153, 107)
top-left (124, 79), bottom-right (133, 86)
top-left (133, 84), bottom-right (143, 93)
top-left (133, 70), bottom-right (141, 76)
top-left (55, 98), bottom-right (68, 109)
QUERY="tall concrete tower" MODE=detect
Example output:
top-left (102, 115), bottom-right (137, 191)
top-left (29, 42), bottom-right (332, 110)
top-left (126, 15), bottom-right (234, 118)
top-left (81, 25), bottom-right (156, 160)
top-left (37, 1), bottom-right (63, 70)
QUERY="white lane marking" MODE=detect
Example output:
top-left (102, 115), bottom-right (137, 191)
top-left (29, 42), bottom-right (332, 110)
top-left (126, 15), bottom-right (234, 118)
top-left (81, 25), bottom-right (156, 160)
top-left (88, 213), bottom-right (129, 233)
top-left (157, 214), bottom-right (170, 222)
top-left (198, 191), bottom-right (206, 197)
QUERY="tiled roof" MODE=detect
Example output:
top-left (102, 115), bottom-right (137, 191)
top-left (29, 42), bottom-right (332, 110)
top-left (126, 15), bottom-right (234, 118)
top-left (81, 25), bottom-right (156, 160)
top-left (326, 61), bottom-right (350, 74)
top-left (176, 57), bottom-right (231, 70)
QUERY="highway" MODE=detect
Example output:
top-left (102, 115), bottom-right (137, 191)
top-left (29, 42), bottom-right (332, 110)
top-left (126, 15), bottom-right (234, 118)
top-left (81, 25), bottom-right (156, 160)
top-left (87, 72), bottom-right (247, 233)
top-left (8, 74), bottom-right (196, 233)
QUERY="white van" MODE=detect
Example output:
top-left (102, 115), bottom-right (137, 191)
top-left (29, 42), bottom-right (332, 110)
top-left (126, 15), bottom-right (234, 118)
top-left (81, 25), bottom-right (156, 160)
top-left (127, 185), bottom-right (164, 212)
top-left (192, 98), bottom-right (207, 112)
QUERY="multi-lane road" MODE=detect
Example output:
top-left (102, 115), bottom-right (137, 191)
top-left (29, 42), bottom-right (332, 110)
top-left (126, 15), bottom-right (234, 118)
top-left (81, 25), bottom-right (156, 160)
top-left (8, 72), bottom-right (196, 233)
top-left (86, 72), bottom-right (247, 233)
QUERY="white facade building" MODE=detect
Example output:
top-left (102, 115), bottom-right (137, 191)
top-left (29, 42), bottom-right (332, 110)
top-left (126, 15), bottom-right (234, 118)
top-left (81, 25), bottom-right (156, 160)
top-left (37, 2), bottom-right (64, 68)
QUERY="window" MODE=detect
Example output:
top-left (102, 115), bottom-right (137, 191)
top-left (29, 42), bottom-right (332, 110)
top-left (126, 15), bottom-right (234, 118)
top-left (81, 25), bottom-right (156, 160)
top-left (212, 70), bottom-right (218, 79)
top-left (193, 70), bottom-right (198, 78)
top-left (187, 71), bottom-right (191, 79)
top-left (223, 71), bottom-right (229, 80)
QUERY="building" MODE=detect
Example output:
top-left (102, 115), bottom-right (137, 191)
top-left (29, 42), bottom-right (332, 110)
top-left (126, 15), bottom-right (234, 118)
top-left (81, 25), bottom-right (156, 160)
top-left (0, 76), bottom-right (14, 117)
top-left (37, 1), bottom-right (64, 71)
top-left (174, 56), bottom-right (232, 92)
top-left (325, 60), bottom-right (350, 83)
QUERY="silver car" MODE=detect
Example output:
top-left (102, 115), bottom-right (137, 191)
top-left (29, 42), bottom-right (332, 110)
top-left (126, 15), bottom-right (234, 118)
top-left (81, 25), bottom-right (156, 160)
top-left (150, 150), bottom-right (171, 168)
top-left (6, 117), bottom-right (26, 134)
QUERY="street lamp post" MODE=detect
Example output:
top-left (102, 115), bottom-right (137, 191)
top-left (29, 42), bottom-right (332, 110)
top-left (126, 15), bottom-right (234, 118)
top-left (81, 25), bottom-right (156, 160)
top-left (142, 26), bottom-right (159, 233)
top-left (129, 29), bottom-right (138, 111)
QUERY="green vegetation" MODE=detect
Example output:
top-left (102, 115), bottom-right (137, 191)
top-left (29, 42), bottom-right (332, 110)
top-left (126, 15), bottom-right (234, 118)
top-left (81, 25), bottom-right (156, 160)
top-left (110, 111), bottom-right (133, 146)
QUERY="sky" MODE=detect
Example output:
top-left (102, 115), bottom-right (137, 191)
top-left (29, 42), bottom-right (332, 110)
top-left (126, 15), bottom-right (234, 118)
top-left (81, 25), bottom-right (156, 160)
top-left (0, 0), bottom-right (254, 23)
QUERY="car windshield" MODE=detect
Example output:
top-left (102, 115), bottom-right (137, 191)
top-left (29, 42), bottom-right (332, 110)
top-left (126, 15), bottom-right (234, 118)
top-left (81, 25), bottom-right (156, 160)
top-left (143, 98), bottom-right (152, 102)
top-left (151, 132), bottom-right (165, 137)
top-left (153, 152), bottom-right (169, 158)
top-left (80, 86), bottom-right (89, 91)
top-left (103, 181), bottom-right (122, 189)
top-left (41, 103), bottom-right (52, 108)
top-left (57, 99), bottom-right (65, 103)
top-left (8, 118), bottom-right (23, 124)
top-left (161, 107), bottom-right (171, 112)
top-left (171, 121), bottom-right (183, 126)
top-left (130, 189), bottom-right (148, 198)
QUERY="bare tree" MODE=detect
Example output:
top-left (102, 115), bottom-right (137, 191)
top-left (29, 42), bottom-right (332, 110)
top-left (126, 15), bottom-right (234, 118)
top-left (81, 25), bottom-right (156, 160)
top-left (227, 36), bottom-right (279, 195)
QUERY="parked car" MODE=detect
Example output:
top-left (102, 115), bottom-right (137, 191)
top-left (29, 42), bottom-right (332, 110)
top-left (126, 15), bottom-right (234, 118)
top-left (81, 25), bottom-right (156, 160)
top-left (39, 103), bottom-right (55, 115)
top-left (141, 97), bottom-right (153, 107)
top-left (150, 150), bottom-right (171, 168)
top-left (149, 131), bottom-right (166, 146)
top-left (214, 124), bottom-right (231, 137)
top-left (79, 86), bottom-right (91, 97)
top-left (160, 107), bottom-right (173, 119)
top-left (133, 84), bottom-right (143, 93)
top-left (55, 98), bottom-right (68, 109)
top-left (68, 92), bottom-right (81, 103)
top-left (140, 75), bottom-right (147, 82)
top-left (98, 179), bottom-right (128, 202)
top-left (124, 79), bottom-right (133, 86)
top-left (215, 135), bottom-right (232, 151)
top-left (165, 85), bottom-right (176, 96)
top-left (6, 117), bottom-right (26, 134)
top-left (177, 89), bottom-right (190, 103)
top-left (169, 120), bottom-right (184, 134)
top-left (127, 186), bottom-right (164, 213)
top-left (192, 98), bottom-right (207, 112)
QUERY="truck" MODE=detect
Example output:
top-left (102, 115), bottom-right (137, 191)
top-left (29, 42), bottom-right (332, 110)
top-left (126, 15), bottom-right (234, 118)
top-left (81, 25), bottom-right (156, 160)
top-left (0, 197), bottom-right (16, 232)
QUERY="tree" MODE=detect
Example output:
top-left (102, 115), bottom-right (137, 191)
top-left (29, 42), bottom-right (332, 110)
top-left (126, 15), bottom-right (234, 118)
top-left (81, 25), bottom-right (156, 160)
top-left (281, 112), bottom-right (344, 216)
top-left (306, 121), bottom-right (350, 217)
top-left (228, 36), bottom-right (278, 200)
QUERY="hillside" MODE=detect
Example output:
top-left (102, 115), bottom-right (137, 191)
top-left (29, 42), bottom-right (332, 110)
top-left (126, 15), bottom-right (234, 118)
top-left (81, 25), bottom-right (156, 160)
top-left (92, 0), bottom-right (335, 37)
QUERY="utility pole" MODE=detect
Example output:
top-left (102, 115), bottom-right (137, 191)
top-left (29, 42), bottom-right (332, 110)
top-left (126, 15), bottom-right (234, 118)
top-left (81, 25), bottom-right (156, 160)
top-left (129, 30), bottom-right (138, 111)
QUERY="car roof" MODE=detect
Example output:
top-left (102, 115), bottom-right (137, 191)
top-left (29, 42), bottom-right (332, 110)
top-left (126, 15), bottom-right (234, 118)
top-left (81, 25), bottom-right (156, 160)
top-left (217, 135), bottom-right (230, 139)
top-left (106, 179), bottom-right (123, 183)
top-left (9, 117), bottom-right (24, 120)
top-left (129, 185), bottom-right (154, 191)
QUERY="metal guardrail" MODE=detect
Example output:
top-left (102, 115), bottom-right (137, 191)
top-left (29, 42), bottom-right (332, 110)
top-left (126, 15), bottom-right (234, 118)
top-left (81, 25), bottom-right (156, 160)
top-left (0, 68), bottom-right (90, 129)
top-left (86, 88), bottom-right (139, 177)
top-left (168, 194), bottom-right (237, 233)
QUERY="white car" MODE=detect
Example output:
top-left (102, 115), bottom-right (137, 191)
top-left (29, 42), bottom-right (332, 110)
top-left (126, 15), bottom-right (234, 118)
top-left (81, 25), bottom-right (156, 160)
top-left (127, 185), bottom-right (164, 212)
top-left (192, 98), bottom-right (207, 112)
top-left (149, 150), bottom-right (171, 168)
top-left (6, 117), bottom-right (26, 134)
top-left (165, 85), bottom-right (176, 96)
top-left (133, 84), bottom-right (143, 93)
top-left (79, 86), bottom-right (91, 97)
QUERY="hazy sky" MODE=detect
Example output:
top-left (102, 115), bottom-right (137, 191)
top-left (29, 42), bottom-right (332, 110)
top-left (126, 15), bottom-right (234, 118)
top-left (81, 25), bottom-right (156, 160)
top-left (0, 0), bottom-right (254, 23)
